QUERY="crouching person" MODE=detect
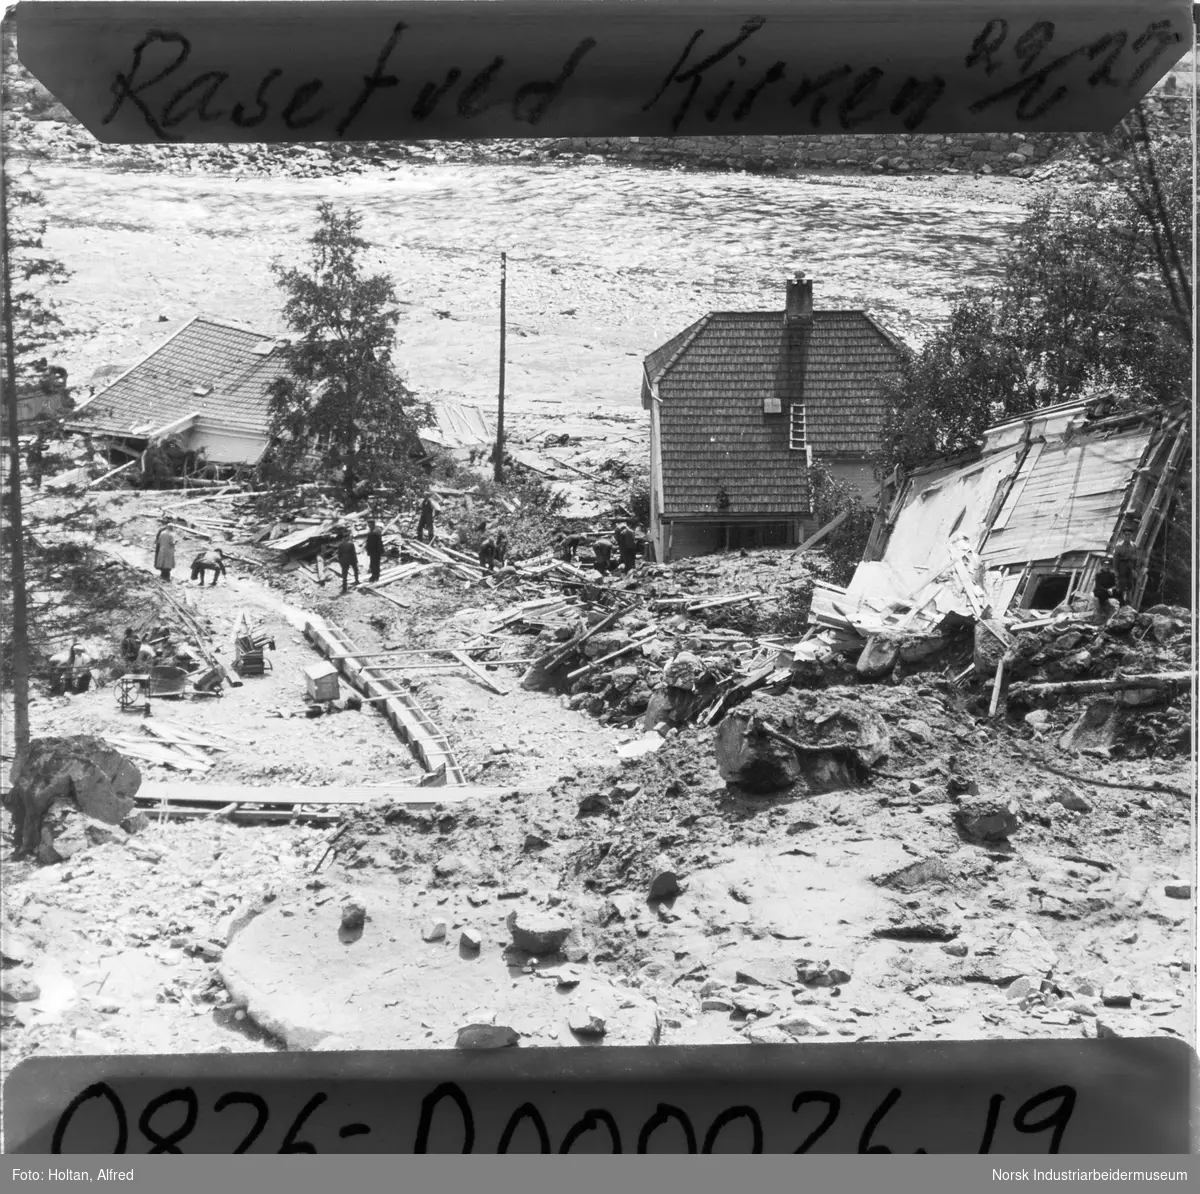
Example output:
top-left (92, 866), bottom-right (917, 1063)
top-left (191, 547), bottom-right (228, 586)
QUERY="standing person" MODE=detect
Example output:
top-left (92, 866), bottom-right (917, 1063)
top-left (615, 522), bottom-right (638, 574)
top-left (494, 529), bottom-right (509, 568)
top-left (26, 433), bottom-right (47, 490)
top-left (593, 534), bottom-right (614, 575)
top-left (336, 530), bottom-right (360, 593)
top-left (365, 519), bottom-right (384, 583)
top-left (415, 494), bottom-right (437, 542)
top-left (1093, 557), bottom-right (1121, 621)
top-left (479, 534), bottom-right (498, 572)
top-left (121, 628), bottom-right (140, 664)
top-left (559, 533), bottom-right (584, 563)
top-left (154, 520), bottom-right (176, 581)
top-left (1112, 525), bottom-right (1139, 608)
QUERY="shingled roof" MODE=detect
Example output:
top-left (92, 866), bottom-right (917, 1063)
top-left (75, 316), bottom-right (292, 437)
top-left (647, 309), bottom-right (907, 516)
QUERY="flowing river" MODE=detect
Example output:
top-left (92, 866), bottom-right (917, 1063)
top-left (33, 158), bottom-right (1035, 409)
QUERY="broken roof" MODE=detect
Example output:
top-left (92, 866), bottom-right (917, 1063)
top-left (646, 309), bottom-right (908, 515)
top-left (844, 397), bottom-right (1188, 628)
top-left (74, 316), bottom-right (292, 438)
top-left (419, 400), bottom-right (495, 451)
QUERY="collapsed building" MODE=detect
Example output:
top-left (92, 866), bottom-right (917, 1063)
top-left (808, 395), bottom-right (1190, 647)
top-left (67, 314), bottom-right (492, 479)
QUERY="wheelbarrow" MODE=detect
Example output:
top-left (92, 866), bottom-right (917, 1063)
top-left (148, 665), bottom-right (189, 698)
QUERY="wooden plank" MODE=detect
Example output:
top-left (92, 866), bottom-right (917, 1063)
top-left (140, 724), bottom-right (214, 763)
top-left (305, 617), bottom-right (465, 783)
top-left (791, 508), bottom-right (850, 556)
top-left (450, 650), bottom-right (510, 695)
top-left (134, 781), bottom-right (542, 808)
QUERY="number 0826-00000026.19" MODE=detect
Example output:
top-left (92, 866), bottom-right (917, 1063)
top-left (49, 1080), bottom-right (1079, 1154)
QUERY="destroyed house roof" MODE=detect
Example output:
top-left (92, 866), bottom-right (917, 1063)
top-left (420, 401), bottom-right (495, 450)
top-left (74, 317), bottom-right (292, 437)
top-left (648, 310), bottom-right (908, 515)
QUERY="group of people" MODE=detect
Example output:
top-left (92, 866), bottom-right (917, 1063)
top-left (560, 522), bottom-right (647, 575)
top-left (152, 520), bottom-right (227, 587)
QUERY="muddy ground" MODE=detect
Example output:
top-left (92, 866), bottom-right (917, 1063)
top-left (1, 487), bottom-right (1193, 1082)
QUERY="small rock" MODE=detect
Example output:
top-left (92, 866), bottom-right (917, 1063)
top-left (1052, 786), bottom-right (1091, 813)
top-left (1024, 710), bottom-right (1052, 733)
top-left (185, 938), bottom-right (223, 962)
top-left (553, 965), bottom-right (583, 988)
top-left (0, 975), bottom-right (41, 1002)
top-left (456, 1024), bottom-right (519, 1049)
top-left (954, 796), bottom-right (1020, 842)
top-left (523, 833), bottom-right (551, 853)
top-left (701, 996), bottom-right (734, 1012)
top-left (776, 1012), bottom-right (830, 1038)
top-left (941, 941), bottom-right (969, 957)
top-left (1101, 980), bottom-right (1134, 1008)
top-left (1006, 976), bottom-right (1035, 1002)
top-left (663, 651), bottom-right (704, 691)
top-left (340, 902), bottom-right (366, 932)
top-left (506, 908), bottom-right (573, 955)
top-left (732, 991), bottom-right (777, 1017)
top-left (422, 918), bottom-right (447, 942)
top-left (1164, 883), bottom-right (1191, 900)
top-left (578, 792), bottom-right (612, 816)
top-left (569, 1007), bottom-right (608, 1037)
top-left (460, 928), bottom-right (482, 952)
top-left (648, 859), bottom-right (680, 901)
top-left (1095, 1015), bottom-right (1154, 1040)
top-left (797, 961), bottom-right (852, 987)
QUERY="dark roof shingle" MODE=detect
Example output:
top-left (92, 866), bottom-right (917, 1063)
top-left (76, 317), bottom-right (291, 436)
top-left (648, 310), bottom-right (907, 515)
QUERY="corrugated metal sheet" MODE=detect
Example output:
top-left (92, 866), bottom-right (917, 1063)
top-left (981, 429), bottom-right (1152, 566)
top-left (651, 310), bottom-right (907, 515)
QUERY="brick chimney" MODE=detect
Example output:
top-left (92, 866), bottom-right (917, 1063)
top-left (785, 271), bottom-right (813, 328)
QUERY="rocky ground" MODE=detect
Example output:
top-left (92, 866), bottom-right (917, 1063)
top-left (2, 485), bottom-right (1194, 1082)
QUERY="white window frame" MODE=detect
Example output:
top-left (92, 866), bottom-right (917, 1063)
top-left (789, 403), bottom-right (807, 450)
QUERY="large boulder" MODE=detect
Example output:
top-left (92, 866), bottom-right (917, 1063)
top-left (715, 690), bottom-right (890, 794)
top-left (2, 736), bottom-right (141, 862)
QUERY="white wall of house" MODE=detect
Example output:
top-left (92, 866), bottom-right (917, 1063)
top-left (188, 418), bottom-right (269, 465)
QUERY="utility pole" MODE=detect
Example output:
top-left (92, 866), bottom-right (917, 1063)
top-left (494, 251), bottom-right (506, 484)
top-left (1, 164), bottom-right (32, 759)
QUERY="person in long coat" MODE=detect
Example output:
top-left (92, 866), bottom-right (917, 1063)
top-left (154, 522), bottom-right (176, 581)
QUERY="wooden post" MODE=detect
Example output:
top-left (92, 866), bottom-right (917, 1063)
top-left (988, 658), bottom-right (1006, 718)
top-left (494, 251), bottom-right (506, 484)
top-left (1, 167), bottom-right (32, 757)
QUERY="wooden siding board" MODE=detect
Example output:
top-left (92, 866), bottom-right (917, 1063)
top-left (980, 431), bottom-right (1151, 566)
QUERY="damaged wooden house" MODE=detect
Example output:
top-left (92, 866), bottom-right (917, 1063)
top-left (68, 314), bottom-right (483, 481)
top-left (809, 394), bottom-right (1191, 642)
top-left (642, 274), bottom-right (909, 563)
top-left (67, 315), bottom-right (291, 475)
